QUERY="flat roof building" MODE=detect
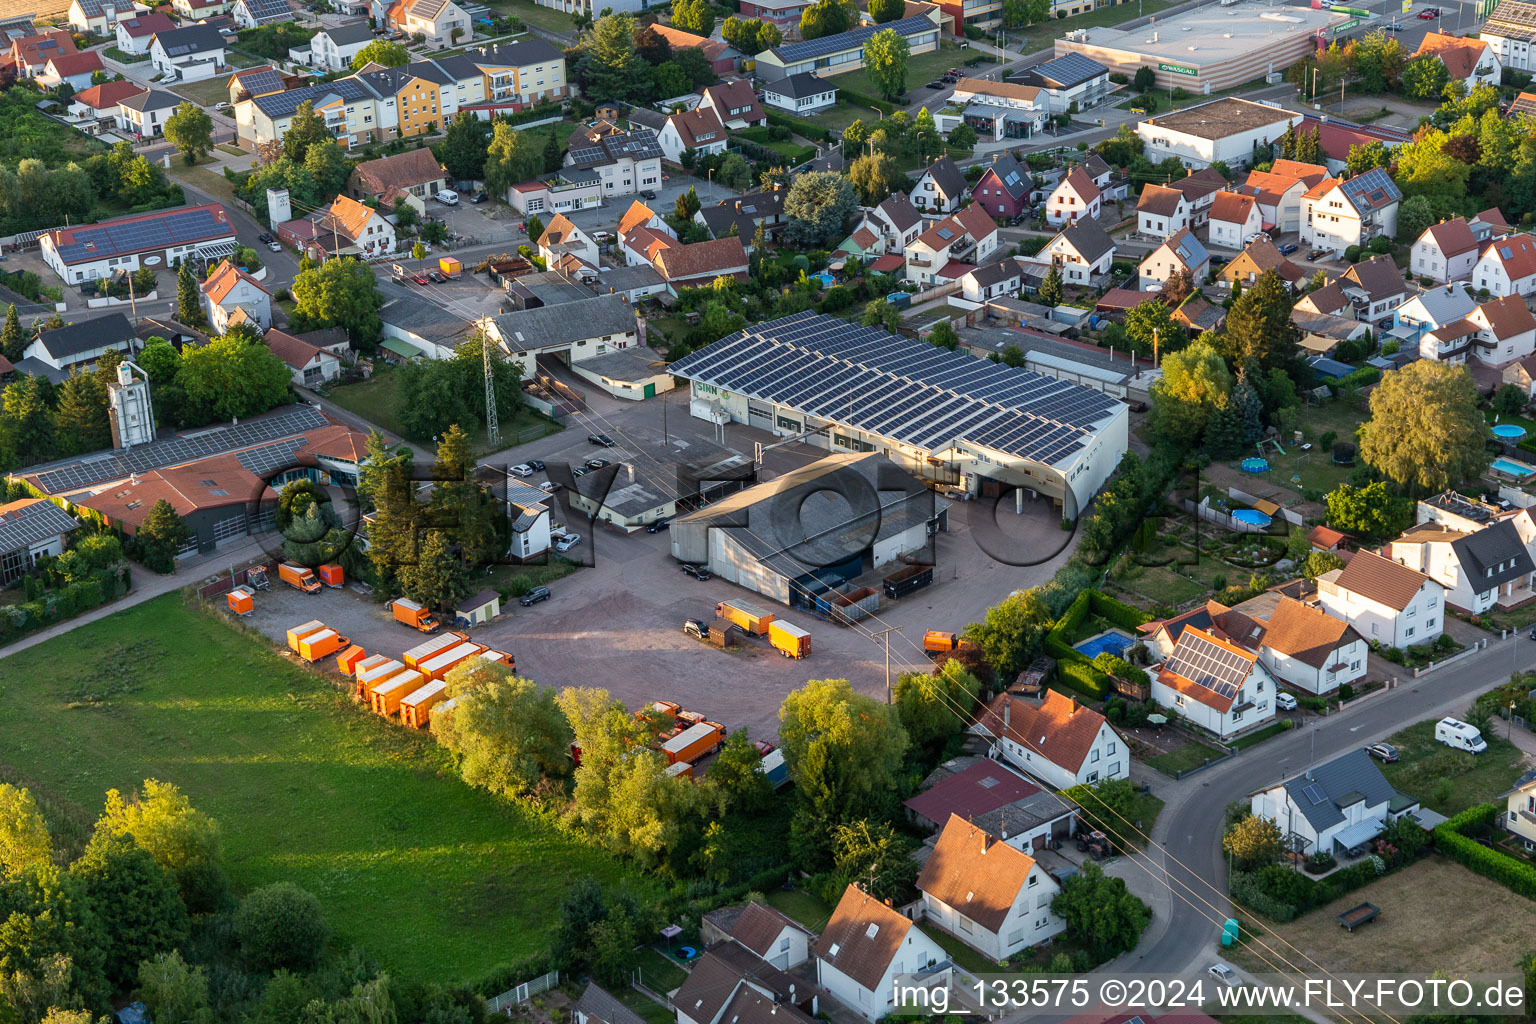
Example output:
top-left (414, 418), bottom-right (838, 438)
top-left (1137, 97), bottom-right (1303, 171)
top-left (755, 13), bottom-right (940, 80)
top-left (41, 203), bottom-right (239, 284)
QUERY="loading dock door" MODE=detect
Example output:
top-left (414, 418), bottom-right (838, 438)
top-left (747, 402), bottom-right (773, 430)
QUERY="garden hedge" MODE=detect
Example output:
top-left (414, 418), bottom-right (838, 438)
top-left (764, 109), bottom-right (830, 143)
top-left (1043, 590), bottom-right (1153, 699)
top-left (1434, 803), bottom-right (1536, 899)
top-left (833, 87), bottom-right (896, 116)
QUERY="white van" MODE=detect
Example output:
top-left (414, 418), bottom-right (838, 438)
top-left (435, 189), bottom-right (459, 205)
top-left (1435, 716), bottom-right (1488, 754)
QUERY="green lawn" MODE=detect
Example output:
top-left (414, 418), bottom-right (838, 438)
top-left (632, 947), bottom-right (689, 994)
top-left (927, 922), bottom-right (1003, 972)
top-left (168, 162), bottom-right (240, 205)
top-left (616, 989), bottom-right (673, 1024)
top-left (1380, 718), bottom-right (1526, 816)
top-left (325, 366), bottom-right (561, 453)
top-left (483, 0), bottom-right (579, 34)
top-left (839, 43), bottom-right (972, 104)
top-left (1145, 738), bottom-right (1226, 776)
top-left (171, 74), bottom-right (234, 108)
top-left (1228, 721), bottom-right (1290, 750)
top-left (0, 596), bottom-right (651, 980)
top-left (1225, 396), bottom-right (1367, 498)
top-left (800, 100), bottom-right (884, 133)
top-left (766, 887), bottom-right (834, 932)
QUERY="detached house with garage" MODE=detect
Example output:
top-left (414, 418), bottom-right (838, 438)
top-left (1219, 237), bottom-right (1305, 291)
top-left (961, 261), bottom-right (1021, 302)
top-left (264, 328), bottom-right (341, 387)
top-left (1473, 233), bottom-right (1536, 298)
top-left (149, 24), bottom-right (227, 82)
top-left (1208, 190), bottom-right (1261, 250)
top-left (1045, 166), bottom-right (1101, 227)
top-left (813, 885), bottom-right (949, 1020)
top-left (1413, 217), bottom-right (1481, 284)
top-left (915, 815), bottom-right (1065, 961)
top-left (903, 205), bottom-right (998, 286)
top-left (911, 156), bottom-right (966, 215)
top-left (1316, 548), bottom-right (1444, 648)
top-left (1136, 183), bottom-right (1189, 241)
top-left (536, 214), bottom-right (599, 267)
top-left (1138, 228), bottom-right (1209, 290)
top-left (1251, 749), bottom-right (1418, 858)
top-left (1038, 220), bottom-right (1115, 287)
top-left (1388, 518), bottom-right (1536, 615)
top-left (1256, 596), bottom-right (1367, 696)
top-left (970, 689), bottom-right (1126, 790)
top-left (1299, 167), bottom-right (1402, 251)
top-left (1151, 625), bottom-right (1277, 739)
top-left (113, 12), bottom-right (173, 56)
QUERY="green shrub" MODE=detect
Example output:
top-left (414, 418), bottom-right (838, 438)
top-left (1435, 803), bottom-right (1536, 897)
top-left (833, 86), bottom-right (896, 115)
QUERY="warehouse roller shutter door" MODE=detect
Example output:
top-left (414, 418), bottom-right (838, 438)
top-left (747, 401), bottom-right (773, 430)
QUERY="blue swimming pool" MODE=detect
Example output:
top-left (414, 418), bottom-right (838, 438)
top-left (1233, 509), bottom-right (1272, 527)
top-left (1075, 630), bottom-right (1134, 660)
top-left (1492, 456), bottom-right (1535, 478)
top-left (1494, 423), bottom-right (1527, 440)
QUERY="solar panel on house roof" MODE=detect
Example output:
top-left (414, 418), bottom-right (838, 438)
top-left (770, 14), bottom-right (935, 63)
top-left (1031, 52), bottom-right (1106, 87)
top-left (1165, 631), bottom-right (1252, 697)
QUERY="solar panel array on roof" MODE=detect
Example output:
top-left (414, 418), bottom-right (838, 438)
top-left (235, 67), bottom-right (285, 96)
top-left (1302, 783), bottom-right (1328, 805)
top-left (1340, 167), bottom-right (1401, 213)
top-left (1165, 631), bottom-right (1251, 699)
top-left (0, 500), bottom-right (79, 555)
top-left (239, 0), bottom-right (292, 23)
top-left (668, 311), bottom-right (1121, 470)
top-left (51, 205), bottom-right (235, 265)
top-left (770, 15), bottom-right (935, 63)
top-left (1030, 52), bottom-right (1106, 88)
top-left (30, 406), bottom-right (329, 494)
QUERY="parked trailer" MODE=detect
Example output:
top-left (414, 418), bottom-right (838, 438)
top-left (391, 597), bottom-right (441, 633)
top-left (226, 586), bottom-right (254, 616)
top-left (715, 599), bottom-right (775, 636)
top-left (769, 620), bottom-right (812, 659)
top-left (662, 720), bottom-right (727, 765)
top-left (317, 563), bottom-right (345, 588)
top-left (665, 761), bottom-right (695, 780)
top-left (882, 564), bottom-right (934, 599)
top-left (351, 654), bottom-right (393, 699)
top-left (419, 641), bottom-right (487, 680)
top-left (296, 628), bottom-right (351, 663)
top-left (370, 669), bottom-right (426, 717)
top-left (428, 697), bottom-right (457, 732)
top-left (355, 657), bottom-right (405, 693)
top-left (286, 619), bottom-right (326, 652)
top-left (1337, 903), bottom-right (1380, 932)
top-left (402, 631), bottom-right (469, 670)
top-left (336, 645), bottom-right (367, 675)
top-left (438, 256), bottom-right (462, 278)
top-left (925, 630), bottom-right (958, 653)
top-left (400, 679), bottom-right (449, 728)
top-left (279, 563), bottom-right (321, 594)
top-left (758, 747), bottom-right (788, 788)
top-left (478, 649), bottom-right (515, 669)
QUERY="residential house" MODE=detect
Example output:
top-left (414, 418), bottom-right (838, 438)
top-left (564, 122), bottom-right (664, 201)
top-left (1013, 52), bottom-right (1111, 113)
top-left (653, 236), bottom-right (750, 294)
top-left (970, 152), bottom-right (1031, 221)
top-left (570, 983), bottom-right (646, 1024)
top-left (1316, 548), bottom-right (1445, 647)
top-left (1504, 769), bottom-right (1536, 850)
top-left (1139, 600), bottom-right (1228, 662)
top-left (67, 80), bottom-right (146, 122)
top-left (1394, 281), bottom-right (1478, 345)
top-left (1080, 152), bottom-right (1114, 192)
top-left (116, 87), bottom-right (180, 138)
top-left (1137, 97), bottom-right (1301, 171)
top-left (278, 194), bottom-right (396, 258)
top-left (227, 64), bottom-right (289, 104)
top-left (506, 169), bottom-right (604, 215)
top-left (1389, 518), bottom-right (1536, 614)
top-left (171, 0), bottom-right (228, 17)
top-left (1038, 220), bottom-right (1115, 287)
top-left (1473, 233), bottom-right (1536, 298)
top-left (231, 0), bottom-right (293, 27)
top-left (1415, 31), bottom-right (1499, 91)
top-left (464, 36), bottom-right (570, 110)
top-left (40, 203), bottom-right (237, 286)
top-left (1218, 237), bottom-right (1304, 290)
top-left (674, 942), bottom-right (815, 1024)
top-left (1295, 309), bottom-right (1371, 356)
top-left (1173, 295), bottom-right (1225, 335)
top-left (1339, 254), bottom-right (1411, 323)
top-left (970, 689), bottom-right (1127, 790)
top-left (695, 188), bottom-right (788, 243)
top-left (200, 259), bottom-right (272, 334)
top-left (1208, 191), bottom-right (1262, 250)
top-left (915, 815), bottom-right (1065, 961)
top-left (10, 30), bottom-right (75, 79)
top-left (1420, 318), bottom-right (1481, 364)
top-left (857, 191), bottom-right (923, 254)
top-left (18, 313), bottom-right (138, 380)
top-left (1255, 596), bottom-right (1368, 696)
top-left (904, 755), bottom-right (1079, 851)
top-left (1299, 167), bottom-right (1403, 251)
top-left (911, 156), bottom-right (966, 214)
top-left (1045, 165), bottom-right (1101, 227)
top-left (536, 214), bottom-right (599, 266)
top-left (1138, 228), bottom-right (1209, 290)
top-left (307, 21), bottom-right (374, 71)
top-left (1413, 218), bottom-right (1481, 284)
top-left (1136, 184), bottom-right (1190, 241)
top-left (0, 498), bottom-right (81, 586)
top-left (649, 24), bottom-right (740, 75)
top-left (933, 78), bottom-right (1048, 143)
top-left (347, 147), bottom-right (449, 212)
top-left (697, 80), bottom-right (766, 129)
top-left (68, 0), bottom-right (140, 36)
top-left (477, 294), bottom-right (640, 375)
top-left (1466, 293), bottom-right (1536, 365)
top-left (1237, 160), bottom-right (1328, 234)
top-left (375, 0), bottom-right (469, 48)
top-left (904, 205), bottom-right (998, 286)
top-left (264, 328), bottom-right (342, 387)
top-left (1504, 351), bottom-right (1536, 397)
top-left (38, 51), bottom-right (104, 91)
top-left (812, 884), bottom-right (949, 1020)
top-left (738, 0), bottom-right (811, 28)
top-left (1484, 0), bottom-right (1536, 71)
top-left (149, 24), bottom-right (227, 82)
top-left (1250, 749), bottom-right (1419, 857)
top-left (1161, 167), bottom-right (1229, 226)
top-left (762, 72), bottom-right (837, 114)
top-left (960, 261), bottom-right (1020, 303)
top-left (1151, 625), bottom-right (1277, 739)
top-left (617, 200), bottom-right (676, 266)
top-left (1294, 279), bottom-right (1351, 318)
top-left (727, 902), bottom-right (813, 970)
top-left (113, 12), bottom-right (174, 55)
top-left (658, 106), bottom-right (727, 163)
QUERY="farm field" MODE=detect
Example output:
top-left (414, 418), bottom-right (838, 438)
top-left (0, 595), bottom-right (650, 980)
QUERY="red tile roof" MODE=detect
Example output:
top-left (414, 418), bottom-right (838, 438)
top-left (1416, 31), bottom-right (1490, 80)
top-left (48, 51), bottom-right (104, 78)
top-left (811, 886), bottom-right (915, 991)
top-left (653, 236), bottom-right (748, 281)
top-left (666, 105), bottom-right (726, 150)
top-left (903, 759), bottom-right (1040, 826)
top-left (1209, 190), bottom-right (1256, 225)
top-left (350, 147), bottom-right (446, 196)
top-left (1331, 548), bottom-right (1432, 611)
top-left (72, 80), bottom-right (147, 111)
top-left (200, 258), bottom-right (269, 306)
top-left (1480, 234), bottom-right (1536, 280)
top-left (972, 690), bottom-right (1113, 773)
top-left (1421, 217), bottom-right (1478, 258)
top-left (915, 815), bottom-right (1039, 933)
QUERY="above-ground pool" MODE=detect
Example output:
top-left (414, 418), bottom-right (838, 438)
top-left (1232, 509), bottom-right (1272, 527)
top-left (1494, 424), bottom-right (1527, 441)
top-left (1074, 629), bottom-right (1134, 660)
top-left (1241, 457), bottom-right (1269, 473)
top-left (1492, 456), bottom-right (1536, 478)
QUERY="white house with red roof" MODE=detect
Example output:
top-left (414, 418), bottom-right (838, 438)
top-left (1473, 233), bottom-right (1536, 297)
top-left (114, 11), bottom-right (174, 55)
top-left (1466, 294), bottom-right (1536, 365)
top-left (1207, 191), bottom-right (1262, 250)
top-left (813, 885), bottom-right (948, 1021)
top-left (66, 79), bottom-right (147, 121)
top-left (200, 258), bottom-right (271, 334)
top-left (1135, 183), bottom-right (1188, 241)
top-left (658, 106), bottom-right (728, 163)
top-left (1299, 167), bottom-right (1402, 251)
top-left (616, 199), bottom-right (676, 267)
top-left (1413, 217), bottom-right (1481, 284)
top-left (969, 690), bottom-right (1126, 790)
top-left (1044, 165), bottom-right (1101, 227)
top-left (1151, 625), bottom-right (1277, 739)
top-left (697, 80), bottom-right (766, 129)
top-left (903, 205), bottom-right (998, 286)
top-left (39, 50), bottom-right (104, 91)
top-left (264, 328), bottom-right (342, 387)
top-left (1316, 548), bottom-right (1444, 648)
top-left (1415, 31), bottom-right (1499, 91)
top-left (1236, 159), bottom-right (1327, 234)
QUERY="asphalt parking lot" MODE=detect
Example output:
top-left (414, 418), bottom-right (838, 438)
top-left (424, 193), bottom-right (527, 246)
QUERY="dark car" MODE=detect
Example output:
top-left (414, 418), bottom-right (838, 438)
top-left (519, 585), bottom-right (551, 607)
top-left (470, 190), bottom-right (489, 204)
top-left (926, 80), bottom-right (945, 89)
top-left (588, 433), bottom-right (616, 446)
top-left (572, 466), bottom-right (590, 478)
top-left (641, 190), bottom-right (657, 200)
top-left (679, 563), bottom-right (712, 580)
top-left (257, 232), bottom-right (274, 244)
top-left (586, 457), bottom-right (611, 470)
top-left (1418, 7), bottom-right (1437, 16)
top-left (428, 270), bottom-right (448, 283)
top-left (1367, 742), bottom-right (1400, 763)
top-left (1278, 242), bottom-right (1299, 256)
top-left (527, 459), bottom-right (545, 471)
top-left (645, 517), bottom-right (670, 533)
top-left (683, 619), bottom-right (708, 640)
top-left (1307, 247), bottom-right (1332, 261)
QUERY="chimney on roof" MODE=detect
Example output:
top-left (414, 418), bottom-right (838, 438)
top-left (1003, 699), bottom-right (1010, 729)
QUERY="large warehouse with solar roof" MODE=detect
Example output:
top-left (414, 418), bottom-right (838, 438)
top-left (40, 203), bottom-right (239, 285)
top-left (668, 311), bottom-right (1128, 519)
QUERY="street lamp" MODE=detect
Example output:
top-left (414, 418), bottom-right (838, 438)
top-left (1512, 701), bottom-right (1519, 740)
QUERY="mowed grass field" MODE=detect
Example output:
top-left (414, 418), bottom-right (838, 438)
top-left (0, 595), bottom-right (649, 980)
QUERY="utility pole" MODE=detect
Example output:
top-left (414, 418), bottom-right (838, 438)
top-left (871, 626), bottom-right (904, 704)
top-left (483, 328), bottom-right (500, 447)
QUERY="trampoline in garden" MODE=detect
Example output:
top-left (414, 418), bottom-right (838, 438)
top-left (1494, 423), bottom-right (1527, 441)
top-left (1240, 457), bottom-right (1269, 473)
top-left (1232, 509), bottom-right (1272, 527)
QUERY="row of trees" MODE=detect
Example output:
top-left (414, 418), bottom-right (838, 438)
top-left (0, 139), bottom-right (183, 238)
top-left (569, 14), bottom-right (718, 104)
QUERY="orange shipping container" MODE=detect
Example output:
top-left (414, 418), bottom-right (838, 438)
top-left (286, 619), bottom-right (326, 651)
top-left (371, 669), bottom-right (426, 717)
top-left (226, 586), bottom-right (254, 615)
top-left (402, 631), bottom-right (469, 670)
top-left (351, 654), bottom-right (392, 699)
top-left (666, 761), bottom-right (694, 780)
top-left (296, 628), bottom-right (350, 663)
top-left (715, 599), bottom-right (774, 635)
top-left (317, 563), bottom-right (345, 587)
top-left (419, 641), bottom-right (486, 680)
top-left (477, 649), bottom-right (514, 669)
top-left (400, 679), bottom-right (449, 728)
top-left (662, 721), bottom-right (727, 765)
top-left (336, 645), bottom-right (367, 675)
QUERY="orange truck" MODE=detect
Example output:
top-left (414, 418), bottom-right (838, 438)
top-left (371, 669), bottom-right (426, 717)
top-left (286, 619), bottom-right (326, 652)
top-left (419, 640), bottom-right (487, 680)
top-left (279, 563), bottom-right (321, 594)
top-left (350, 654), bottom-right (393, 698)
top-left (666, 761), bottom-right (695, 780)
top-left (716, 599), bottom-right (775, 636)
top-left (402, 631), bottom-right (469, 670)
top-left (296, 627), bottom-right (351, 663)
top-left (317, 563), bottom-right (345, 588)
top-left (662, 720), bottom-right (727, 765)
top-left (769, 620), bottom-right (811, 659)
top-left (438, 256), bottom-right (462, 278)
top-left (400, 679), bottom-right (449, 728)
top-left (391, 597), bottom-right (441, 633)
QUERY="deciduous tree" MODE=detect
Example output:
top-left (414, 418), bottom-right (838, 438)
top-left (436, 661), bottom-right (572, 798)
top-left (960, 587), bottom-right (1052, 681)
top-left (784, 171), bottom-right (857, 245)
top-left (893, 659), bottom-right (980, 756)
top-left (1402, 54), bottom-right (1449, 100)
top-left (847, 152), bottom-right (901, 205)
top-left (1223, 813), bottom-right (1283, 868)
top-left (281, 100), bottom-right (330, 163)
top-left (484, 120), bottom-right (546, 196)
top-left (93, 780), bottom-right (226, 915)
top-left (438, 111), bottom-right (490, 181)
top-left (290, 255), bottom-right (385, 344)
top-left (163, 101), bottom-right (212, 166)
top-left (867, 0), bottom-right (904, 21)
top-left (350, 39), bottom-right (409, 69)
top-left (233, 882), bottom-right (329, 973)
top-left (1359, 359), bottom-right (1489, 493)
top-left (1050, 862), bottom-right (1150, 961)
top-left (70, 835), bottom-right (187, 988)
top-left (1147, 339), bottom-right (1232, 448)
top-left (863, 28), bottom-right (910, 99)
top-left (174, 332), bottom-right (292, 425)
top-left (830, 819), bottom-right (918, 901)
top-left (1325, 480), bottom-right (1414, 541)
top-left (0, 785), bottom-right (51, 881)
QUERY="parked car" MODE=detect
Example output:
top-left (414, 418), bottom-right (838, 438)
top-left (435, 189), bottom-right (460, 205)
top-left (257, 232), bottom-right (274, 244)
top-left (519, 585), bottom-right (551, 606)
top-left (554, 532), bottom-right (582, 552)
top-left (470, 190), bottom-right (489, 204)
top-left (641, 190), bottom-right (657, 200)
top-left (1275, 692), bottom-right (1298, 711)
top-left (428, 270), bottom-right (448, 283)
top-left (1208, 964), bottom-right (1238, 987)
top-left (411, 272), bottom-right (431, 284)
top-left (645, 517), bottom-right (669, 533)
top-left (1278, 242), bottom-right (1299, 256)
top-left (267, 240), bottom-right (283, 252)
top-left (588, 433), bottom-right (616, 446)
top-left (926, 80), bottom-right (945, 89)
top-left (586, 457), bottom-right (611, 470)
top-left (1418, 7), bottom-right (1438, 16)
top-left (1366, 742), bottom-right (1400, 762)
top-left (754, 739), bottom-right (775, 756)
top-left (572, 466), bottom-right (590, 478)
top-left (679, 563), bottom-right (712, 580)
top-left (1307, 247), bottom-right (1332, 261)
top-left (683, 618), bottom-right (708, 640)
top-left (527, 459), bottom-right (545, 471)
top-left (510, 464), bottom-right (534, 477)
top-left (539, 480), bottom-right (561, 492)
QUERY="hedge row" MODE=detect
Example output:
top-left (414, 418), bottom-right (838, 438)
top-left (764, 108), bottom-right (831, 143)
top-left (1041, 590), bottom-right (1152, 699)
top-left (0, 568), bottom-right (129, 644)
top-left (1057, 658), bottom-right (1110, 699)
top-left (834, 87), bottom-right (896, 116)
top-left (1434, 803), bottom-right (1536, 899)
